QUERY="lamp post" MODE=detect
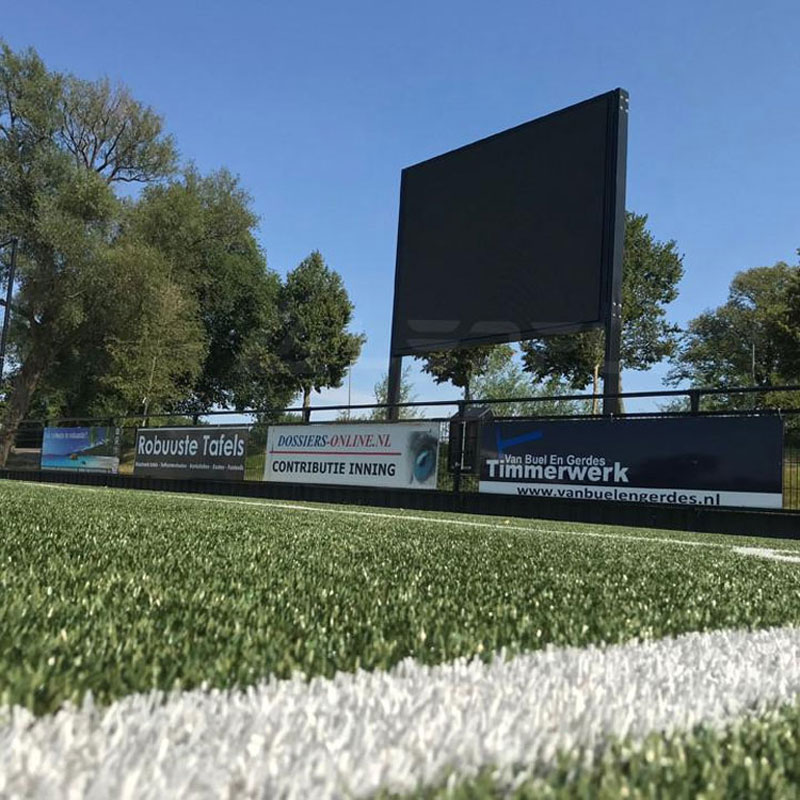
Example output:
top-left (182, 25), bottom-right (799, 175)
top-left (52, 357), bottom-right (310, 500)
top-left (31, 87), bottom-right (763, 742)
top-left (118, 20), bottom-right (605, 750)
top-left (0, 236), bottom-right (19, 383)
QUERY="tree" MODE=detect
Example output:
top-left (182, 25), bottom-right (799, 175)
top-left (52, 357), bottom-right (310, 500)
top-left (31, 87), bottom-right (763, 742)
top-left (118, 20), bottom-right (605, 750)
top-left (667, 262), bottom-right (800, 407)
top-left (468, 345), bottom-right (517, 407)
top-left (128, 168), bottom-right (291, 413)
top-left (471, 346), bottom-right (590, 416)
top-left (416, 344), bottom-right (508, 402)
top-left (277, 251), bottom-right (365, 411)
top-left (0, 43), bottom-right (177, 463)
top-left (22, 167), bottom-right (286, 422)
top-left (371, 364), bottom-right (421, 419)
top-left (520, 212), bottom-right (684, 409)
top-left (29, 239), bottom-right (205, 420)
top-left (60, 75), bottom-right (175, 183)
top-left (95, 243), bottom-right (206, 420)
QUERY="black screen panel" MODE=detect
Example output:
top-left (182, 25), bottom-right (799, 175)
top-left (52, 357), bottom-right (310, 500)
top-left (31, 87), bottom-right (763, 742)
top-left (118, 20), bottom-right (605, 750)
top-left (391, 89), bottom-right (626, 356)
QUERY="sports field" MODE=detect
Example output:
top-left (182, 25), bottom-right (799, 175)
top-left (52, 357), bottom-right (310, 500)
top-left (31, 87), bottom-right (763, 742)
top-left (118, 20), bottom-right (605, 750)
top-left (1, 480), bottom-right (799, 798)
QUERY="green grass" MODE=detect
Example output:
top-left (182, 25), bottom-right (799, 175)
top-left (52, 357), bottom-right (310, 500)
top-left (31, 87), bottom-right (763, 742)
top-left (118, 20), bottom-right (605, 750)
top-left (1, 480), bottom-right (799, 715)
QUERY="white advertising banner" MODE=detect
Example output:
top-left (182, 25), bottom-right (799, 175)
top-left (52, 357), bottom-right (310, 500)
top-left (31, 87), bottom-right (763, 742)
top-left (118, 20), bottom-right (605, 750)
top-left (264, 422), bottom-right (440, 490)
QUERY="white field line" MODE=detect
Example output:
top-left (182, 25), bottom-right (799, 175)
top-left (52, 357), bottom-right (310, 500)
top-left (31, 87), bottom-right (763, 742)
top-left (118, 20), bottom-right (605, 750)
top-left (1, 626), bottom-right (799, 799)
top-left (11, 479), bottom-right (767, 554)
top-left (732, 546), bottom-right (800, 564)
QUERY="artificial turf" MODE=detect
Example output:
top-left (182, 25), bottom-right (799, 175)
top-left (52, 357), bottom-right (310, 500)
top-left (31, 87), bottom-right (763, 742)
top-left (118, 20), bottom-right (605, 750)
top-left (387, 699), bottom-right (800, 799)
top-left (1, 480), bottom-right (799, 716)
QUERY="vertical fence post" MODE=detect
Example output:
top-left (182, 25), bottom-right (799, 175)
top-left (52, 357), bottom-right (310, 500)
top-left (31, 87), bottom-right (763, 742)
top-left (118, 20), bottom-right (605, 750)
top-left (689, 390), bottom-right (700, 415)
top-left (39, 418), bottom-right (48, 475)
top-left (452, 401), bottom-right (465, 494)
top-left (303, 406), bottom-right (312, 424)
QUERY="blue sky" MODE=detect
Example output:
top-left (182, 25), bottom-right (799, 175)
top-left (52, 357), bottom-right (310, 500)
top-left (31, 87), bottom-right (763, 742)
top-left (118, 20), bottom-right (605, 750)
top-left (6, 1), bottom-right (799, 412)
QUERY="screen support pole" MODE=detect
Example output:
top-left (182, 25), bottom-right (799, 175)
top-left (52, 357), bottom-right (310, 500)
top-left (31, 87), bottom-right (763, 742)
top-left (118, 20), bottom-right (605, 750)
top-left (602, 295), bottom-right (623, 415)
top-left (386, 354), bottom-right (402, 421)
top-left (601, 89), bottom-right (628, 416)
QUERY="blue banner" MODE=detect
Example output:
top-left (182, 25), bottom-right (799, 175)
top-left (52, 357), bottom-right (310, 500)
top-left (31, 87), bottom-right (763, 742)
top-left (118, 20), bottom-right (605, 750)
top-left (41, 427), bottom-right (120, 474)
top-left (479, 416), bottom-right (783, 509)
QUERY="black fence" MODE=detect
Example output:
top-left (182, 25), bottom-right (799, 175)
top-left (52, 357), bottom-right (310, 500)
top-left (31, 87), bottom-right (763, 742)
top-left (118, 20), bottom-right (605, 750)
top-left (5, 384), bottom-right (800, 512)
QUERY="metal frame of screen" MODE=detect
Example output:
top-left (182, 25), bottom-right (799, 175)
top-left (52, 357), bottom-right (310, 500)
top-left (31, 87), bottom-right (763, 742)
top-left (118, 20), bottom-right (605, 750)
top-left (387, 88), bottom-right (628, 417)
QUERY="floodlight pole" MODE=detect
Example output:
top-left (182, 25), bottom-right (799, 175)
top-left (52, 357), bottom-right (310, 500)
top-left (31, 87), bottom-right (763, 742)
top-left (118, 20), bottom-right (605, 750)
top-left (601, 89), bottom-right (628, 416)
top-left (0, 236), bottom-right (19, 383)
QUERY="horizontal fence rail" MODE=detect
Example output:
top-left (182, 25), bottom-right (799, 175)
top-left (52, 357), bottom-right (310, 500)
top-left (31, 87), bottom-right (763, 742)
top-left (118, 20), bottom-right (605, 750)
top-left (15, 382), bottom-right (800, 424)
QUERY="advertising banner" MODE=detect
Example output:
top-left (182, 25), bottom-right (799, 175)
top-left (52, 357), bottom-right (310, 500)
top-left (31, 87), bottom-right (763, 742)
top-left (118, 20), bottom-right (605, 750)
top-left (134, 426), bottom-right (249, 481)
top-left (479, 416), bottom-right (783, 509)
top-left (41, 427), bottom-right (120, 474)
top-left (265, 422), bottom-right (440, 490)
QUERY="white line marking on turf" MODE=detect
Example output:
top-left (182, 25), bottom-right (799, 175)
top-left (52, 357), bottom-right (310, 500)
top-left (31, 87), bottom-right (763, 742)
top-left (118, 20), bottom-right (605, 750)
top-left (733, 546), bottom-right (800, 564)
top-left (1, 626), bottom-right (799, 799)
top-left (7, 481), bottom-right (800, 565)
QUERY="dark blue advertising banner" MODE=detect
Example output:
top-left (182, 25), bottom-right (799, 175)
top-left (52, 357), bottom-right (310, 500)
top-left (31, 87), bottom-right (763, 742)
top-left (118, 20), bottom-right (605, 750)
top-left (134, 426), bottom-right (249, 481)
top-left (479, 416), bottom-right (783, 509)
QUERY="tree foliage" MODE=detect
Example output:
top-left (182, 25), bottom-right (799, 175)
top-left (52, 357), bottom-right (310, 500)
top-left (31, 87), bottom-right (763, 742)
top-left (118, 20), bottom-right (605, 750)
top-left (370, 364), bottom-right (421, 419)
top-left (520, 212), bottom-right (684, 394)
top-left (0, 43), bottom-right (367, 463)
top-left (667, 261), bottom-right (800, 408)
top-left (29, 238), bottom-right (205, 418)
top-left (60, 76), bottom-right (176, 183)
top-left (415, 344), bottom-right (506, 401)
top-left (0, 42), bottom-right (178, 461)
top-left (128, 168), bottom-right (290, 412)
top-left (471, 346), bottom-right (589, 416)
top-left (782, 249), bottom-right (800, 380)
top-left (277, 251), bottom-right (365, 409)
top-left (94, 243), bottom-right (206, 418)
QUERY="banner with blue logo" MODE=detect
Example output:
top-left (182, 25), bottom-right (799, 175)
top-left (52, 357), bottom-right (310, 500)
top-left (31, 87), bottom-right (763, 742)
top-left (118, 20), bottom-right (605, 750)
top-left (479, 416), bottom-right (783, 509)
top-left (41, 427), bottom-right (120, 474)
top-left (265, 422), bottom-right (440, 489)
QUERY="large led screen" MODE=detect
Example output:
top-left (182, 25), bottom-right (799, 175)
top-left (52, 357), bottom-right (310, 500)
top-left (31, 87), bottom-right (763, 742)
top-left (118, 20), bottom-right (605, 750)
top-left (391, 89), bottom-right (627, 355)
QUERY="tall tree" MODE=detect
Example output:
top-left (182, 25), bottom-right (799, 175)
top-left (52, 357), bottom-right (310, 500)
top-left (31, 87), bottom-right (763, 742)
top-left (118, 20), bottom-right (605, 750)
top-left (23, 166), bottom-right (291, 421)
top-left (28, 238), bottom-right (205, 419)
top-left (0, 43), bottom-right (177, 462)
top-left (667, 262), bottom-right (800, 406)
top-left (128, 168), bottom-right (290, 412)
top-left (416, 344), bottom-right (507, 402)
top-left (520, 212), bottom-right (684, 408)
top-left (277, 251), bottom-right (364, 411)
top-left (59, 75), bottom-right (175, 183)
top-left (94, 243), bottom-right (206, 420)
